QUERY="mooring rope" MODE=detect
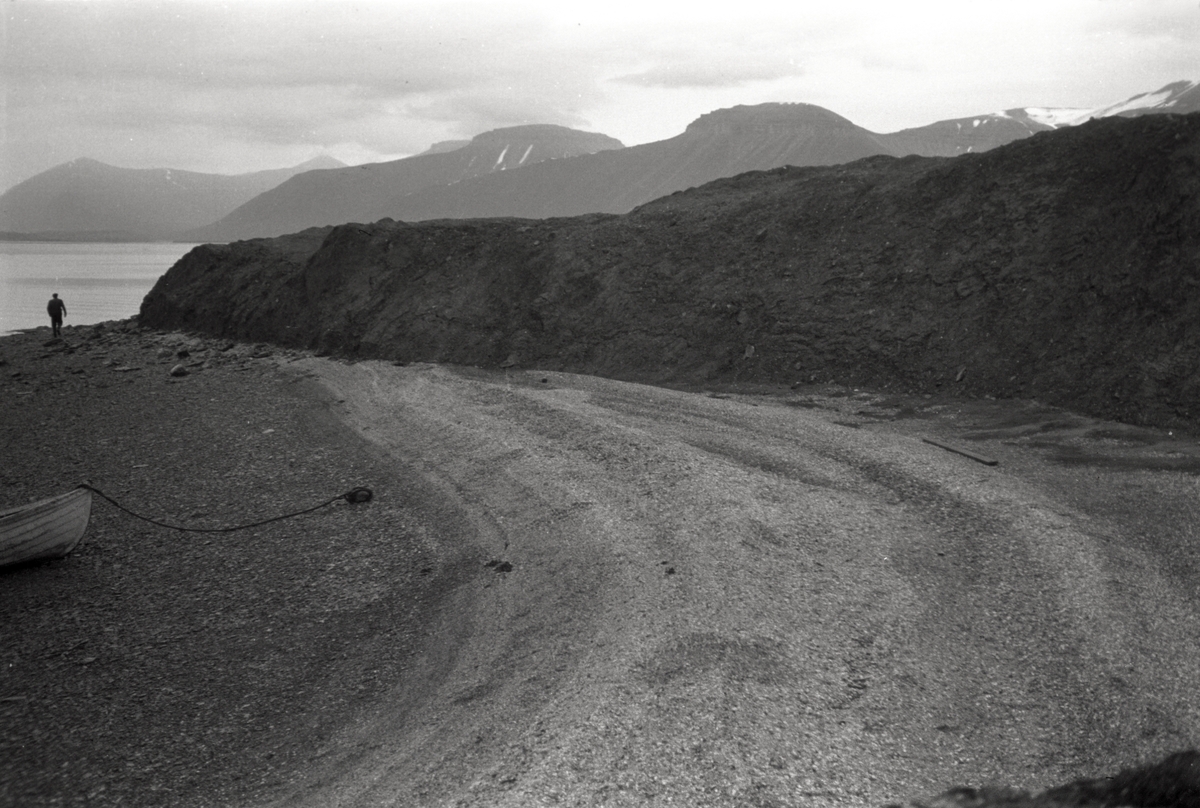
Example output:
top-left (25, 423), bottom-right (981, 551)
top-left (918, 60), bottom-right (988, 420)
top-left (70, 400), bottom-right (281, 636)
top-left (77, 483), bottom-right (373, 533)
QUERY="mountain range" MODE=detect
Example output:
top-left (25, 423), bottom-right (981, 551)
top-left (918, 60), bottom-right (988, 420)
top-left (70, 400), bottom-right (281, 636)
top-left (0, 155), bottom-right (346, 241)
top-left (3, 80), bottom-right (1196, 243)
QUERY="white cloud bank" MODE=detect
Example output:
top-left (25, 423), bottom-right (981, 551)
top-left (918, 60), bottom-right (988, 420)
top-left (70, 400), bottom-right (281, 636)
top-left (1, 0), bottom-right (1197, 191)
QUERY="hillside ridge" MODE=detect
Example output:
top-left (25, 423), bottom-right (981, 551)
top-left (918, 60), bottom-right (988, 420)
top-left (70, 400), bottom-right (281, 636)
top-left (141, 112), bottom-right (1200, 433)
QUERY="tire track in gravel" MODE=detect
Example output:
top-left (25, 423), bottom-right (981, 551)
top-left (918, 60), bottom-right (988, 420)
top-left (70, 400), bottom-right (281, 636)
top-left (267, 360), bottom-right (1200, 807)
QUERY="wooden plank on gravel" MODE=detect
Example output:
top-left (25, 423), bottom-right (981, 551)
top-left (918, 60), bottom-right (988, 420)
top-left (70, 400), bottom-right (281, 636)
top-left (921, 436), bottom-right (999, 466)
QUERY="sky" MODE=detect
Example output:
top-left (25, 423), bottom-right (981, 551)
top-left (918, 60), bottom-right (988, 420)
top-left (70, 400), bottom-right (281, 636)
top-left (2, 0), bottom-right (1198, 192)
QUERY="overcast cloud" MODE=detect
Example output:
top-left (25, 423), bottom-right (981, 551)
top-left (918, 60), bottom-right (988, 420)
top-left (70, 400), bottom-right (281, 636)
top-left (2, 0), bottom-right (1198, 191)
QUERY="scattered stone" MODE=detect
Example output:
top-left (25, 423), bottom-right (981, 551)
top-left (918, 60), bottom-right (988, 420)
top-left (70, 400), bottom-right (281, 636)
top-left (169, 364), bottom-right (189, 377)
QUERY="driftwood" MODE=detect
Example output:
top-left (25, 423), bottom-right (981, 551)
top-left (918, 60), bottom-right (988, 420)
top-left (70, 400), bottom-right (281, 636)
top-left (922, 437), bottom-right (999, 467)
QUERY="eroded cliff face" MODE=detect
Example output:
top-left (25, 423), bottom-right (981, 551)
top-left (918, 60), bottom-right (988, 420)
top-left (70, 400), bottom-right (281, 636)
top-left (141, 112), bottom-right (1200, 431)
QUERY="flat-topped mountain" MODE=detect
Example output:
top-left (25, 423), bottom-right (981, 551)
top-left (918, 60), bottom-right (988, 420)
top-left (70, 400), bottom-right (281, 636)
top-left (185, 125), bottom-right (624, 242)
top-left (141, 112), bottom-right (1200, 433)
top-left (0, 156), bottom-right (344, 241)
top-left (417, 140), bottom-right (472, 156)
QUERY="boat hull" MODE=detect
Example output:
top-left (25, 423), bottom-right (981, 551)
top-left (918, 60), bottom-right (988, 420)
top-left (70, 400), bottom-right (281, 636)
top-left (0, 488), bottom-right (93, 568)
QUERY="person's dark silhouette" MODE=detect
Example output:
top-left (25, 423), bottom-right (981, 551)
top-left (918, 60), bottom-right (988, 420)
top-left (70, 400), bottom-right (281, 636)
top-left (47, 293), bottom-right (67, 337)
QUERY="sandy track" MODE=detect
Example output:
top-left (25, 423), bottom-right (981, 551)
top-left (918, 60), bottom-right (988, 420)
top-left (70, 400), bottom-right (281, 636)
top-left (264, 359), bottom-right (1200, 807)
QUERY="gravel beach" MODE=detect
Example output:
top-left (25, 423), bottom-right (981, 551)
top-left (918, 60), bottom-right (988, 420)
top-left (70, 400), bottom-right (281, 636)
top-left (3, 322), bottom-right (1198, 807)
top-left (1, 323), bottom-right (475, 807)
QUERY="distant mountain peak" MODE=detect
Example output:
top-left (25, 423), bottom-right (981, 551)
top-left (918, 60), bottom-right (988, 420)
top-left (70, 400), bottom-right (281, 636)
top-left (418, 140), bottom-right (471, 157)
top-left (184, 124), bottom-right (627, 241)
top-left (0, 156), bottom-right (353, 239)
top-left (472, 123), bottom-right (596, 140)
top-left (685, 103), bottom-right (858, 134)
top-left (292, 155), bottom-right (347, 171)
top-left (465, 124), bottom-right (624, 153)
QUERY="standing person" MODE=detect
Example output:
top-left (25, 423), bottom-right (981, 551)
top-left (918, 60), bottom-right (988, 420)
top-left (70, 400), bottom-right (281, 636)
top-left (47, 293), bottom-right (67, 337)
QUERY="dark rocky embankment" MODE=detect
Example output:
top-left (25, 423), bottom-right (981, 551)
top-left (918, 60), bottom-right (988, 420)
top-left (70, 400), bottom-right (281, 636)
top-left (896, 749), bottom-right (1200, 807)
top-left (141, 113), bottom-right (1200, 432)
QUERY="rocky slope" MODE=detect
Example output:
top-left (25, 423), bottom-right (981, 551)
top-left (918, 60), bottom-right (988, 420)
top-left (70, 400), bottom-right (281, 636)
top-left (0, 156), bottom-right (344, 241)
top-left (185, 125), bottom-right (624, 242)
top-left (140, 111), bottom-right (1200, 433)
top-left (895, 750), bottom-right (1199, 807)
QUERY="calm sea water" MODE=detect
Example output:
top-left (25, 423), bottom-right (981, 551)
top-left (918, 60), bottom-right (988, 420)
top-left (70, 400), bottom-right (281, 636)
top-left (0, 242), bottom-right (199, 336)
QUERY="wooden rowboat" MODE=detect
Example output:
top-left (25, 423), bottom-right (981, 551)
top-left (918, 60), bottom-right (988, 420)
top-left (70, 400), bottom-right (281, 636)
top-left (0, 488), bottom-right (93, 568)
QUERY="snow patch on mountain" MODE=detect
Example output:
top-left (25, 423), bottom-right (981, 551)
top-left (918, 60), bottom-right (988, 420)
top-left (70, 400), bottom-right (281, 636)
top-left (1011, 81), bottom-right (1199, 130)
top-left (1022, 107), bottom-right (1094, 127)
top-left (1089, 80), bottom-right (1197, 118)
top-left (1099, 87), bottom-right (1175, 116)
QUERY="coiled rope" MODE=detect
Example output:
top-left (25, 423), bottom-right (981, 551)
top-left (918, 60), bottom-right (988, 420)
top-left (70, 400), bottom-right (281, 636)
top-left (77, 483), bottom-right (373, 533)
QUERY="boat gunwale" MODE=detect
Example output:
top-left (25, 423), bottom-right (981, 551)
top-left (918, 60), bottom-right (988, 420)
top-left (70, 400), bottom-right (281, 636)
top-left (0, 487), bottom-right (93, 567)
